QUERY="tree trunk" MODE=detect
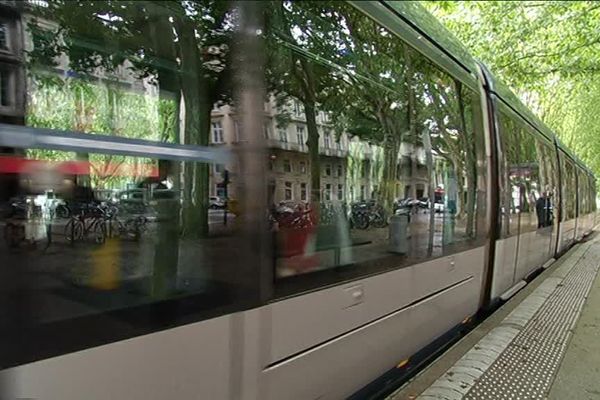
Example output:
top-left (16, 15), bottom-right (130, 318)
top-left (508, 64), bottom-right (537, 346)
top-left (374, 107), bottom-right (401, 212)
top-left (304, 99), bottom-right (321, 210)
top-left (404, 44), bottom-right (419, 201)
top-left (176, 18), bottom-right (210, 239)
top-left (297, 57), bottom-right (321, 218)
top-left (455, 80), bottom-right (476, 238)
top-left (378, 133), bottom-right (400, 212)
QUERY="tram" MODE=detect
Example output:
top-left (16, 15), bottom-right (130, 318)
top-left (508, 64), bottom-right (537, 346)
top-left (0, 1), bottom-right (595, 399)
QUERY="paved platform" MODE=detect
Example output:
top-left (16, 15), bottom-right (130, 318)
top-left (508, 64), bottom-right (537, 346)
top-left (389, 234), bottom-right (600, 400)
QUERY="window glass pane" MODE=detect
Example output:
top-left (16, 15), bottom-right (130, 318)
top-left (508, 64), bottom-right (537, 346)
top-left (533, 139), bottom-right (558, 230)
top-left (514, 129), bottom-right (539, 233)
top-left (0, 0), bottom-right (260, 364)
top-left (265, 1), bottom-right (487, 282)
top-left (562, 158), bottom-right (577, 220)
top-left (0, 66), bottom-right (11, 107)
top-left (0, 150), bottom-right (245, 323)
top-left (0, 21), bottom-right (8, 51)
top-left (279, 129), bottom-right (287, 143)
top-left (498, 113), bottom-right (521, 238)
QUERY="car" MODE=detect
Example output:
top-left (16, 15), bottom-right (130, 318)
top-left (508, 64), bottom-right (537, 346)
top-left (209, 196), bottom-right (226, 209)
top-left (434, 201), bottom-right (445, 213)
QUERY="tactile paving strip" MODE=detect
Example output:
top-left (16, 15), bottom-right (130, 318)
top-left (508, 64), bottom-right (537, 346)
top-left (464, 242), bottom-right (600, 400)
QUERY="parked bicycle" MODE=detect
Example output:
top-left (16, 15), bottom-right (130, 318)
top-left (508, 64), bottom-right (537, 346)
top-left (64, 203), bottom-right (106, 244)
top-left (103, 204), bottom-right (148, 241)
top-left (349, 201), bottom-right (388, 230)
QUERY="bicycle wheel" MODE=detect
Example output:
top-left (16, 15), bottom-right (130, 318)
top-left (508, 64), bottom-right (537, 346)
top-left (125, 217), bottom-right (146, 241)
top-left (353, 213), bottom-right (369, 230)
top-left (92, 219), bottom-right (107, 244)
top-left (105, 218), bottom-right (123, 239)
top-left (371, 213), bottom-right (387, 228)
top-left (56, 205), bottom-right (70, 219)
top-left (64, 219), bottom-right (84, 242)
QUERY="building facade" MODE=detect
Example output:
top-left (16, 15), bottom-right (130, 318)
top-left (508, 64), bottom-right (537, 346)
top-left (209, 97), bottom-right (431, 205)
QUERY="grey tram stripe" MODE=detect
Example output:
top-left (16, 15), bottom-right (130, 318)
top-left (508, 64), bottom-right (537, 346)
top-left (418, 241), bottom-right (593, 400)
top-left (0, 123), bottom-right (231, 164)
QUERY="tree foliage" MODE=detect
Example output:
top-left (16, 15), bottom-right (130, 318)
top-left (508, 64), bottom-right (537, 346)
top-left (28, 0), bottom-right (237, 238)
top-left (423, 0), bottom-right (600, 176)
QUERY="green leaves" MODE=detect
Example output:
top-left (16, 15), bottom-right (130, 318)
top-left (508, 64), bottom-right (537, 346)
top-left (423, 0), bottom-right (600, 177)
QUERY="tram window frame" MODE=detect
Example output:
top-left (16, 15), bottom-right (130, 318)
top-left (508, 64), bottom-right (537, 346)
top-left (497, 109), bottom-right (523, 239)
top-left (560, 153), bottom-right (578, 221)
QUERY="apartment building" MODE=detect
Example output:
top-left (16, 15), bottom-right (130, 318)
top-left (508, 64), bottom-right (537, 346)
top-left (210, 97), bottom-right (430, 205)
top-left (0, 0), bottom-right (26, 125)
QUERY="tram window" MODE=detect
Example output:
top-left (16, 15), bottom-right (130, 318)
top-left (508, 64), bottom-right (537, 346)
top-left (535, 139), bottom-right (559, 229)
top-left (562, 158), bottom-right (577, 220)
top-left (498, 113), bottom-right (522, 238)
top-left (265, 1), bottom-right (487, 285)
top-left (0, 150), bottom-right (249, 324)
top-left (591, 176), bottom-right (597, 213)
top-left (0, 0), bottom-right (266, 366)
top-left (515, 129), bottom-right (551, 233)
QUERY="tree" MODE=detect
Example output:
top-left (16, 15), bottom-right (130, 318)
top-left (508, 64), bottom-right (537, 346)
top-left (424, 0), bottom-right (600, 178)
top-left (28, 0), bottom-right (236, 238)
top-left (264, 1), bottom-right (349, 214)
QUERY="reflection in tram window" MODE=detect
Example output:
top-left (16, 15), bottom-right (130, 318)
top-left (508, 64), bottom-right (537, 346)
top-left (0, 0), bottom-right (260, 343)
top-left (499, 114), bottom-right (559, 238)
top-left (0, 153), bottom-right (242, 325)
top-left (264, 1), bottom-right (487, 282)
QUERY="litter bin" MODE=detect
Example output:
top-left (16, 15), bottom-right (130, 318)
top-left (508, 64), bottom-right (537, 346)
top-left (389, 214), bottom-right (409, 254)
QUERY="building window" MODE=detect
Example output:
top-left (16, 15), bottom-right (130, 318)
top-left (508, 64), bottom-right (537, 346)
top-left (337, 164), bottom-right (343, 177)
top-left (214, 164), bottom-right (224, 174)
top-left (361, 160), bottom-right (369, 178)
top-left (293, 100), bottom-right (303, 118)
top-left (325, 164), bottom-right (331, 176)
top-left (360, 185), bottom-right (366, 201)
top-left (234, 121), bottom-right (242, 142)
top-left (283, 159), bottom-right (292, 173)
top-left (216, 185), bottom-right (226, 198)
top-left (0, 22), bottom-right (8, 51)
top-left (284, 181), bottom-right (293, 200)
top-left (300, 183), bottom-right (307, 201)
top-left (296, 126), bottom-right (305, 149)
top-left (337, 184), bottom-right (343, 200)
top-left (324, 131), bottom-right (331, 148)
top-left (211, 121), bottom-right (224, 143)
top-left (279, 129), bottom-right (288, 143)
top-left (0, 69), bottom-right (9, 107)
top-left (324, 184), bottom-right (332, 201)
top-left (299, 161), bottom-right (307, 174)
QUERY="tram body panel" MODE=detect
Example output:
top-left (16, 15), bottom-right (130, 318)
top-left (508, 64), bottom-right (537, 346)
top-left (515, 228), bottom-right (553, 281)
top-left (262, 270), bottom-right (479, 400)
top-left (490, 236), bottom-right (519, 299)
top-left (268, 247), bottom-right (484, 364)
top-left (3, 316), bottom-right (233, 400)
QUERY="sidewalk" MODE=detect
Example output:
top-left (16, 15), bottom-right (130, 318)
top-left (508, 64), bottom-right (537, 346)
top-left (389, 234), bottom-right (600, 400)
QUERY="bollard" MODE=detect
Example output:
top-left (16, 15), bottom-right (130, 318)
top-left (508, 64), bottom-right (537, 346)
top-left (389, 213), bottom-right (409, 254)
